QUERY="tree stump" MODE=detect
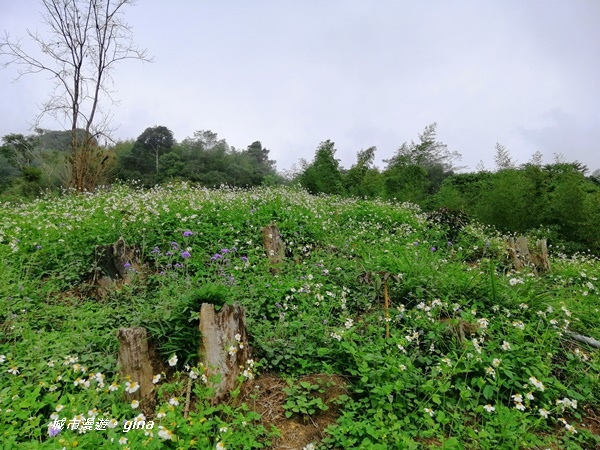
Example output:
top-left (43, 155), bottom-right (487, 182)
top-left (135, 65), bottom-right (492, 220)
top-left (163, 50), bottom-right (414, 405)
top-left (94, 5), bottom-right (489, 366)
top-left (531, 239), bottom-right (551, 274)
top-left (92, 237), bottom-right (141, 297)
top-left (261, 224), bottom-right (285, 270)
top-left (506, 236), bottom-right (532, 271)
top-left (117, 327), bottom-right (159, 411)
top-left (506, 237), bottom-right (550, 274)
top-left (199, 303), bottom-right (250, 403)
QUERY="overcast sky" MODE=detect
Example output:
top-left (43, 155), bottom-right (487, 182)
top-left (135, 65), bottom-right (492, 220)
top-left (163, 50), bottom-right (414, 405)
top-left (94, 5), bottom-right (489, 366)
top-left (1, 0), bottom-right (599, 173)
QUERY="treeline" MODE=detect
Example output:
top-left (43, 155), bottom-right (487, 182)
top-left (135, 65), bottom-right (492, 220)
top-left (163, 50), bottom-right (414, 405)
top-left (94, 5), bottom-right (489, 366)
top-left (1, 123), bottom-right (599, 253)
top-left (0, 126), bottom-right (281, 196)
top-left (295, 124), bottom-right (600, 254)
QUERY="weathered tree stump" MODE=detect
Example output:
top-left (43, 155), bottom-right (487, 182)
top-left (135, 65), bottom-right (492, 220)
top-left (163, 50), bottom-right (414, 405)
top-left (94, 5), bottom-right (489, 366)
top-left (506, 237), bottom-right (550, 274)
top-left (261, 224), bottom-right (285, 270)
top-left (531, 239), bottom-right (551, 273)
top-left (199, 303), bottom-right (250, 403)
top-left (92, 237), bottom-right (141, 297)
top-left (117, 327), bottom-right (159, 410)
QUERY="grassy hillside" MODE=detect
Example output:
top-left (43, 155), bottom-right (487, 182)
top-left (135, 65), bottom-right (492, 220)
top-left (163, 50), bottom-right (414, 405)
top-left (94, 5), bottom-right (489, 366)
top-left (1, 184), bottom-right (599, 449)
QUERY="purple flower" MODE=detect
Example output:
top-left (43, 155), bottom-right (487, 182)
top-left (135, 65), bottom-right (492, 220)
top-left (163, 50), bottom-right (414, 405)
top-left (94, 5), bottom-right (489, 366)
top-left (124, 262), bottom-right (131, 268)
top-left (36, 245), bottom-right (42, 250)
top-left (174, 263), bottom-right (183, 268)
top-left (211, 253), bottom-right (222, 261)
top-left (183, 231), bottom-right (193, 237)
top-left (231, 246), bottom-right (237, 252)
top-left (241, 256), bottom-right (248, 263)
top-left (165, 251), bottom-right (173, 256)
top-left (151, 246), bottom-right (160, 254)
top-left (221, 248), bottom-right (230, 254)
top-left (275, 302), bottom-right (282, 309)
top-left (430, 247), bottom-right (436, 252)
top-left (180, 251), bottom-right (191, 259)
top-left (48, 426), bottom-right (60, 437)
top-left (171, 242), bottom-right (179, 249)
top-left (447, 241), bottom-right (453, 246)
top-left (413, 241), bottom-right (419, 246)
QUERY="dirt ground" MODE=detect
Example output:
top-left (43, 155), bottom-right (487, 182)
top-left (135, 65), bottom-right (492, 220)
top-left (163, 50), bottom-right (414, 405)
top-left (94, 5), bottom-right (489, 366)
top-left (237, 373), bottom-right (350, 449)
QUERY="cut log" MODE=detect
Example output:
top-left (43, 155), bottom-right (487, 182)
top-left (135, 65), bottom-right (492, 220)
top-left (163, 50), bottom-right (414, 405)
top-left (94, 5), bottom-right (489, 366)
top-left (199, 303), bottom-right (250, 403)
top-left (117, 327), bottom-right (158, 410)
top-left (261, 224), bottom-right (285, 270)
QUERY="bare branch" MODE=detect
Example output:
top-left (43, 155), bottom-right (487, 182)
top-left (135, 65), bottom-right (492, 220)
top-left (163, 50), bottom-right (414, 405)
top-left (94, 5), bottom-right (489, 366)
top-left (0, 0), bottom-right (152, 191)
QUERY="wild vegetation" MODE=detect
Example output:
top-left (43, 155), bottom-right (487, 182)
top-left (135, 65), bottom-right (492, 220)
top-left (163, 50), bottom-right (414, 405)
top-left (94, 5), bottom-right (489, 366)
top-left (1, 184), bottom-right (599, 449)
top-left (2, 123), bottom-right (599, 256)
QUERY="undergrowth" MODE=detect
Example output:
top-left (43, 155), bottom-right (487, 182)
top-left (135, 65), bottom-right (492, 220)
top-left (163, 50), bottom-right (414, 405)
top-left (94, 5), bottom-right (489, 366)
top-left (1, 183), bottom-right (599, 449)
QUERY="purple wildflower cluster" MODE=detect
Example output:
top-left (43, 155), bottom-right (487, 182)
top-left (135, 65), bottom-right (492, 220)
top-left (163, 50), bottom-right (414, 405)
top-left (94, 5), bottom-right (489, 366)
top-left (210, 246), bottom-right (248, 285)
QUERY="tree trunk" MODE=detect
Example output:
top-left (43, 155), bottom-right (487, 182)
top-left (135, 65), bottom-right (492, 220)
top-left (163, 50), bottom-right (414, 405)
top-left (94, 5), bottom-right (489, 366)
top-left (117, 327), bottom-right (158, 411)
top-left (199, 303), bottom-right (250, 404)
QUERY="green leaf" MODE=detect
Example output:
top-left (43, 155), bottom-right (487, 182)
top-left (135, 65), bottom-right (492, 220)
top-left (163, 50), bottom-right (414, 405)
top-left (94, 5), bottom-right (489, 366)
top-left (483, 384), bottom-right (494, 400)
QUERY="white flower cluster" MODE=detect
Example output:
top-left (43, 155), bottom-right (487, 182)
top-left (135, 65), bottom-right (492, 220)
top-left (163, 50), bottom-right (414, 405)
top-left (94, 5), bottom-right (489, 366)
top-left (558, 418), bottom-right (578, 434)
top-left (242, 359), bottom-right (255, 380)
top-left (528, 376), bottom-right (545, 391)
top-left (229, 333), bottom-right (245, 357)
top-left (555, 397), bottom-right (578, 412)
top-left (509, 277), bottom-right (524, 286)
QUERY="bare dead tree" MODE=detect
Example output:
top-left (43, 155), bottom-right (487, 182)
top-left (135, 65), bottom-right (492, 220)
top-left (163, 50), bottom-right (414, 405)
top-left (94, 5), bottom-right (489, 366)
top-left (0, 0), bottom-right (152, 191)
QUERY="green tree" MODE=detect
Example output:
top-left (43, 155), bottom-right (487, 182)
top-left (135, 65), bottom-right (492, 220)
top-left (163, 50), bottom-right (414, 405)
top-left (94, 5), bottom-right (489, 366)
top-left (385, 123), bottom-right (461, 172)
top-left (383, 123), bottom-right (461, 201)
top-left (245, 141), bottom-right (277, 185)
top-left (477, 169), bottom-right (536, 232)
top-left (0, 130), bottom-right (74, 193)
top-left (299, 140), bottom-right (345, 195)
top-left (383, 164), bottom-right (429, 203)
top-left (158, 152), bottom-right (185, 181)
top-left (344, 146), bottom-right (383, 198)
top-left (134, 125), bottom-right (175, 174)
top-left (589, 169), bottom-right (600, 186)
top-left (543, 166), bottom-right (588, 241)
top-left (494, 143), bottom-right (515, 170)
top-left (0, 154), bottom-right (20, 193)
top-left (0, 133), bottom-right (39, 170)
